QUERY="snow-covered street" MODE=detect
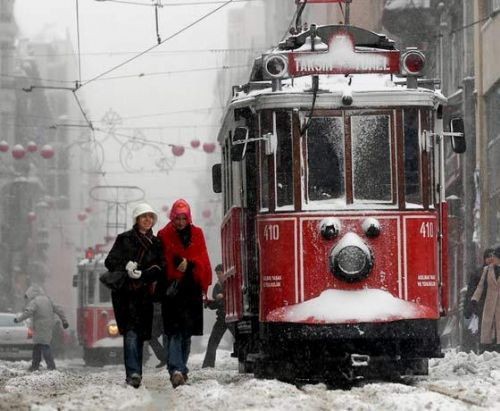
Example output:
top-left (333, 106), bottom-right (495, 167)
top-left (1, 349), bottom-right (499, 410)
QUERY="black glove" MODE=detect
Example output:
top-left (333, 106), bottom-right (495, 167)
top-left (165, 280), bottom-right (179, 297)
top-left (62, 321), bottom-right (69, 329)
top-left (470, 300), bottom-right (478, 315)
top-left (13, 318), bottom-right (19, 323)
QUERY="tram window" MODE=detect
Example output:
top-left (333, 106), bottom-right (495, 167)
top-left (306, 117), bottom-right (345, 202)
top-left (259, 139), bottom-right (269, 210)
top-left (404, 109), bottom-right (422, 205)
top-left (99, 277), bottom-right (111, 303)
top-left (275, 112), bottom-right (293, 208)
top-left (87, 272), bottom-right (96, 305)
top-left (351, 115), bottom-right (392, 202)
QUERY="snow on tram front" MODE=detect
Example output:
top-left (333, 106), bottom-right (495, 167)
top-left (212, 11), bottom-right (466, 383)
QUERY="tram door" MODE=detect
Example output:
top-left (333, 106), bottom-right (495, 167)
top-left (221, 110), bottom-right (259, 322)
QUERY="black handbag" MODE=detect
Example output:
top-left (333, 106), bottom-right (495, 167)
top-left (99, 270), bottom-right (127, 291)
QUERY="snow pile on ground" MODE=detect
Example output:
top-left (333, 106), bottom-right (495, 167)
top-left (1, 349), bottom-right (499, 410)
top-left (419, 350), bottom-right (500, 408)
top-left (267, 289), bottom-right (430, 323)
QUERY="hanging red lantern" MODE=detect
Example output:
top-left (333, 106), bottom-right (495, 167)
top-left (202, 143), bottom-right (216, 153)
top-left (26, 141), bottom-right (38, 153)
top-left (77, 212), bottom-right (87, 222)
top-left (171, 145), bottom-right (185, 157)
top-left (202, 209), bottom-right (211, 219)
top-left (0, 141), bottom-right (9, 152)
top-left (27, 211), bottom-right (36, 223)
top-left (190, 139), bottom-right (201, 148)
top-left (161, 205), bottom-right (169, 212)
top-left (40, 144), bottom-right (55, 159)
top-left (104, 235), bottom-right (115, 243)
top-left (84, 206), bottom-right (93, 214)
top-left (12, 144), bottom-right (26, 159)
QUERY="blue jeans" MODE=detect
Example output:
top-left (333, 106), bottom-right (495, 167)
top-left (32, 344), bottom-right (56, 370)
top-left (164, 332), bottom-right (191, 375)
top-left (123, 330), bottom-right (144, 378)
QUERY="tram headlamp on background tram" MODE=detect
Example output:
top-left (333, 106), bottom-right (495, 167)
top-left (329, 233), bottom-right (373, 283)
top-left (107, 321), bottom-right (119, 337)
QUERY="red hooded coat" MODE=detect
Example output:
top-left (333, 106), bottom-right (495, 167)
top-left (157, 199), bottom-right (212, 294)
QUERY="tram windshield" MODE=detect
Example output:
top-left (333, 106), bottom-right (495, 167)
top-left (307, 117), bottom-right (345, 201)
top-left (77, 265), bottom-right (112, 306)
top-left (351, 114), bottom-right (392, 203)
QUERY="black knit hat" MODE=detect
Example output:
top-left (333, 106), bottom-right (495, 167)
top-left (215, 264), bottom-right (223, 272)
top-left (483, 247), bottom-right (495, 259)
top-left (492, 245), bottom-right (500, 259)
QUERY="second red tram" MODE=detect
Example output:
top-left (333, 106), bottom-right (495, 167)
top-left (74, 251), bottom-right (122, 366)
top-left (213, 19), bottom-right (465, 383)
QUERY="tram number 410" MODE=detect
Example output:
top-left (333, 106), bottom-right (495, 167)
top-left (263, 224), bottom-right (280, 241)
top-left (419, 221), bottom-right (434, 238)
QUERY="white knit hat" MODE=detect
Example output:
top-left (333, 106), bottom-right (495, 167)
top-left (132, 203), bottom-right (158, 226)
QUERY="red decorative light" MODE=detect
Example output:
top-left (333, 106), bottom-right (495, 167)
top-left (85, 247), bottom-right (94, 260)
top-left (27, 211), bottom-right (36, 222)
top-left (0, 141), bottom-right (9, 152)
top-left (26, 142), bottom-right (38, 153)
top-left (202, 143), bottom-right (216, 153)
top-left (40, 144), bottom-right (55, 159)
top-left (77, 212), bottom-right (87, 222)
top-left (172, 145), bottom-right (185, 157)
top-left (161, 205), bottom-right (169, 212)
top-left (190, 139), bottom-right (201, 148)
top-left (202, 209), bottom-right (211, 219)
top-left (84, 206), bottom-right (93, 214)
top-left (12, 144), bottom-right (26, 159)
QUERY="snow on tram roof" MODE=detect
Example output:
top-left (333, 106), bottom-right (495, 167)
top-left (226, 74), bottom-right (447, 114)
top-left (218, 73), bottom-right (446, 141)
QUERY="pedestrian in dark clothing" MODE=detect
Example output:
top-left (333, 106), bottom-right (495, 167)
top-left (471, 245), bottom-right (500, 353)
top-left (202, 264), bottom-right (234, 368)
top-left (157, 199), bottom-right (212, 388)
top-left (463, 247), bottom-right (495, 352)
top-left (104, 203), bottom-right (164, 388)
top-left (15, 284), bottom-right (68, 371)
top-left (150, 302), bottom-right (166, 368)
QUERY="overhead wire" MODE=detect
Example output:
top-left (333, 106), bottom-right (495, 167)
top-left (76, 0), bottom-right (82, 83)
top-left (79, 0), bottom-right (235, 88)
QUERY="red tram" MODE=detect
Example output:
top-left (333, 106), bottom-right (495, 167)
top-left (73, 249), bottom-right (122, 366)
top-left (212, 12), bottom-right (465, 383)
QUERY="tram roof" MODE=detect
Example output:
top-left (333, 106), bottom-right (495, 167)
top-left (77, 256), bottom-right (107, 269)
top-left (217, 74), bottom-right (446, 143)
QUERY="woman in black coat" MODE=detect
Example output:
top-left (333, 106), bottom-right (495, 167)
top-left (104, 203), bottom-right (165, 388)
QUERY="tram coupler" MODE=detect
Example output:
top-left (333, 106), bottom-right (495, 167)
top-left (350, 354), bottom-right (370, 367)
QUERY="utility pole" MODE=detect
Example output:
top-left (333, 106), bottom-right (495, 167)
top-left (473, 0), bottom-right (488, 249)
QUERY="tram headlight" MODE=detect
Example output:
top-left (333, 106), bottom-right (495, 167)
top-left (329, 232), bottom-right (373, 282)
top-left (401, 49), bottom-right (425, 76)
top-left (107, 321), bottom-right (119, 337)
top-left (263, 54), bottom-right (288, 79)
top-left (319, 217), bottom-right (341, 240)
top-left (362, 217), bottom-right (381, 238)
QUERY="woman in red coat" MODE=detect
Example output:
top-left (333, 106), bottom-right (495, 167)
top-left (157, 199), bottom-right (212, 387)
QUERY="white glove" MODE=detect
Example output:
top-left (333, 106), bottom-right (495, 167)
top-left (125, 261), bottom-right (138, 272)
top-left (128, 269), bottom-right (142, 279)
